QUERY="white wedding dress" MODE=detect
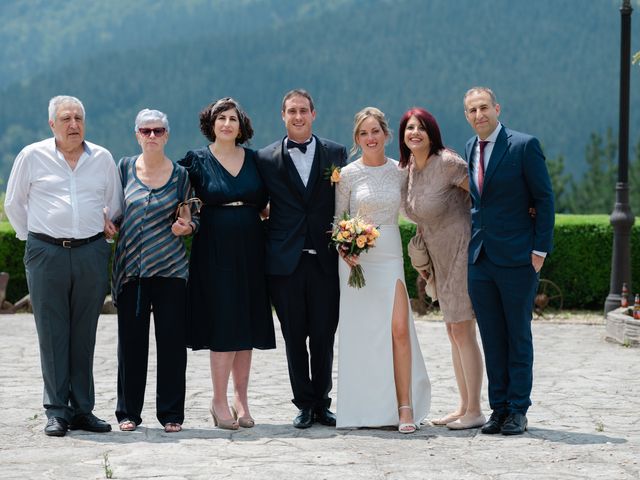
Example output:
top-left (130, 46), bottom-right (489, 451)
top-left (334, 158), bottom-right (430, 428)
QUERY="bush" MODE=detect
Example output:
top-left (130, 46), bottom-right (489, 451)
top-left (0, 222), bottom-right (27, 302)
top-left (0, 222), bottom-right (193, 303)
top-left (542, 214), bottom-right (640, 309)
top-left (1, 216), bottom-right (638, 310)
top-left (400, 214), bottom-right (638, 310)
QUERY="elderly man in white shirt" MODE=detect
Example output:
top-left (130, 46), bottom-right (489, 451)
top-left (4, 95), bottom-right (122, 437)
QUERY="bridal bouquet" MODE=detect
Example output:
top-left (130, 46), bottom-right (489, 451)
top-left (330, 212), bottom-right (380, 288)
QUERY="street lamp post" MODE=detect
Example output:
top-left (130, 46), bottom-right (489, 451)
top-left (605, 0), bottom-right (634, 314)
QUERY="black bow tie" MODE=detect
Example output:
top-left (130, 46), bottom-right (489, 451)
top-left (287, 138), bottom-right (312, 153)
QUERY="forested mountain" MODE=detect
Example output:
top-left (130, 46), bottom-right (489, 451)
top-left (1, 0), bottom-right (639, 192)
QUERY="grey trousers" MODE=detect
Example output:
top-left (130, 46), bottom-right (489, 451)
top-left (24, 234), bottom-right (111, 421)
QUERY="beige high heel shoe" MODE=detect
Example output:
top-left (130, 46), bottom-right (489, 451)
top-left (398, 405), bottom-right (418, 434)
top-left (209, 403), bottom-right (239, 430)
top-left (231, 406), bottom-right (255, 428)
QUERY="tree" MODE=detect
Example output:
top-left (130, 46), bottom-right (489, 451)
top-left (629, 138), bottom-right (640, 214)
top-left (569, 129), bottom-right (617, 213)
top-left (546, 154), bottom-right (574, 213)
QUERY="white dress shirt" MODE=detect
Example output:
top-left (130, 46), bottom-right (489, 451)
top-left (4, 138), bottom-right (122, 241)
top-left (284, 136), bottom-right (316, 187)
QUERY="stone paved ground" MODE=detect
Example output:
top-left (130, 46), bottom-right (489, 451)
top-left (0, 313), bottom-right (638, 480)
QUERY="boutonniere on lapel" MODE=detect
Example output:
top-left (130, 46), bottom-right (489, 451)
top-left (324, 163), bottom-right (341, 186)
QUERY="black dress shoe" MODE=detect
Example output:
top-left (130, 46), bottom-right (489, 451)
top-left (44, 417), bottom-right (68, 437)
top-left (69, 413), bottom-right (112, 433)
top-left (293, 408), bottom-right (314, 429)
top-left (480, 411), bottom-right (508, 434)
top-left (501, 412), bottom-right (528, 435)
top-left (314, 407), bottom-right (336, 427)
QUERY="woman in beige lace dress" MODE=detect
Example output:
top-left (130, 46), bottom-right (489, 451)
top-left (400, 107), bottom-right (485, 430)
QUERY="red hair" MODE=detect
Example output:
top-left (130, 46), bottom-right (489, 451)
top-left (398, 107), bottom-right (445, 168)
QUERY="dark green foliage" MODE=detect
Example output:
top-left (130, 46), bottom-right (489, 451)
top-left (0, 224), bottom-right (192, 303)
top-left (400, 215), bottom-right (640, 310)
top-left (569, 130), bottom-right (617, 214)
top-left (541, 217), bottom-right (613, 309)
top-left (398, 218), bottom-right (418, 298)
top-left (546, 154), bottom-right (574, 213)
top-left (629, 139), bottom-right (640, 215)
top-left (0, 223), bottom-right (26, 302)
top-left (1, 0), bottom-right (639, 189)
top-left (1, 216), bottom-right (639, 310)
top-left (543, 215), bottom-right (640, 309)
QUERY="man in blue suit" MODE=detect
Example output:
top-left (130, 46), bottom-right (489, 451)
top-left (463, 87), bottom-right (554, 435)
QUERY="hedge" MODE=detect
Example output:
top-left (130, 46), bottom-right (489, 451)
top-left (0, 215), bottom-right (638, 310)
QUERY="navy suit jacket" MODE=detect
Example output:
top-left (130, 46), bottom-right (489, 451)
top-left (465, 126), bottom-right (554, 267)
top-left (256, 135), bottom-right (347, 276)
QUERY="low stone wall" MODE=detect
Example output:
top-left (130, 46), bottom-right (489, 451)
top-left (605, 307), bottom-right (640, 347)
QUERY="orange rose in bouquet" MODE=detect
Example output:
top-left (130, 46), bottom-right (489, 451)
top-left (330, 212), bottom-right (380, 288)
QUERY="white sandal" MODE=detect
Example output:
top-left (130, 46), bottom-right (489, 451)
top-left (398, 405), bottom-right (418, 434)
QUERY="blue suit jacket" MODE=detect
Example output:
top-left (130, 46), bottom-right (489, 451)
top-left (465, 126), bottom-right (554, 267)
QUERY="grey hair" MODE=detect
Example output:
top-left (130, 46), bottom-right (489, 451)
top-left (463, 86), bottom-right (498, 109)
top-left (48, 95), bottom-right (85, 121)
top-left (134, 109), bottom-right (170, 132)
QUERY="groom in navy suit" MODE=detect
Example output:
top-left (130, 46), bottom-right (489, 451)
top-left (256, 89), bottom-right (347, 428)
top-left (463, 87), bottom-right (554, 435)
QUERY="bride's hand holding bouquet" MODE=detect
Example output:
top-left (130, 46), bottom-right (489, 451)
top-left (330, 212), bottom-right (380, 288)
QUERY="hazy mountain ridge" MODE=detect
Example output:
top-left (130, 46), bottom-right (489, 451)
top-left (0, 0), bottom-right (638, 188)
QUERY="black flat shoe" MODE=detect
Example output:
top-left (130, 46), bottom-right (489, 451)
top-left (293, 408), bottom-right (314, 429)
top-left (69, 413), bottom-right (112, 433)
top-left (501, 413), bottom-right (528, 435)
top-left (44, 417), bottom-right (68, 437)
top-left (481, 411), bottom-right (508, 434)
top-left (314, 407), bottom-right (336, 427)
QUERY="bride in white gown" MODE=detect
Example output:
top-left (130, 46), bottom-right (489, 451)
top-left (335, 107), bottom-right (430, 432)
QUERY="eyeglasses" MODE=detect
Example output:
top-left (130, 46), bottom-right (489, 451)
top-left (138, 127), bottom-right (167, 137)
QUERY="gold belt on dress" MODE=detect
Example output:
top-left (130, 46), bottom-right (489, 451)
top-left (221, 201), bottom-right (253, 207)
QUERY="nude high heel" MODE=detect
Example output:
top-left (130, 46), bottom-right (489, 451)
top-left (209, 403), bottom-right (239, 431)
top-left (231, 406), bottom-right (255, 428)
top-left (398, 405), bottom-right (418, 434)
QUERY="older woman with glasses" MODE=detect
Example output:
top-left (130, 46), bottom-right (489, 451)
top-left (106, 109), bottom-right (198, 433)
top-left (179, 97), bottom-right (275, 430)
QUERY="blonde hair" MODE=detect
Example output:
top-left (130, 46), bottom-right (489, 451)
top-left (350, 106), bottom-right (391, 158)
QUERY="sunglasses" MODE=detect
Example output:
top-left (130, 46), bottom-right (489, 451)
top-left (138, 127), bottom-right (167, 137)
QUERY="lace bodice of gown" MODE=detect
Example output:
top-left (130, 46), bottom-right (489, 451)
top-left (334, 158), bottom-right (407, 226)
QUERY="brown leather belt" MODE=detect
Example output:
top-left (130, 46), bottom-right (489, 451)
top-left (30, 232), bottom-right (104, 248)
